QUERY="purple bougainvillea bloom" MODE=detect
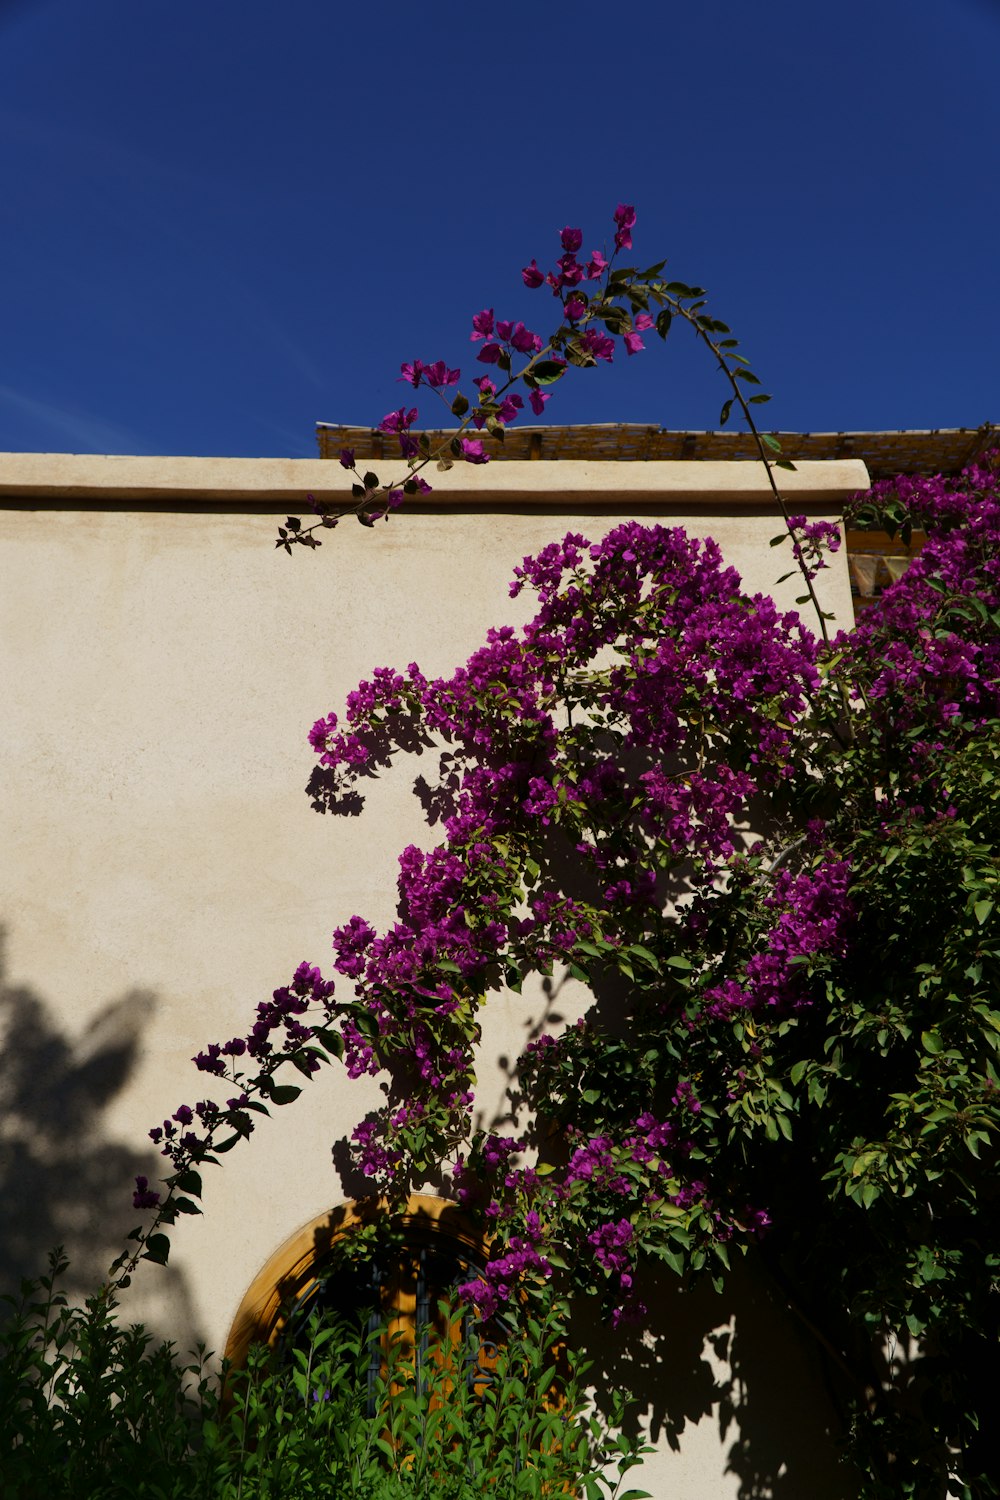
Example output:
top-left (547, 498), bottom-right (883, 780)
top-left (521, 259), bottom-right (544, 288)
top-left (339, 448), bottom-right (355, 469)
top-left (399, 359), bottom-right (426, 387)
top-left (613, 203), bottom-right (636, 249)
top-left (399, 433), bottom-right (419, 458)
top-left (529, 389), bottom-right (549, 416)
top-left (624, 329), bottom-right (645, 356)
top-left (476, 342), bottom-right (502, 365)
top-left (424, 360), bottom-right (460, 388)
top-left (634, 312), bottom-right (654, 331)
top-left (587, 250), bottom-right (609, 279)
top-left (380, 406), bottom-right (418, 433)
top-left (460, 437), bottom-right (489, 464)
top-left (497, 394), bottom-right (524, 425)
top-left (132, 1175), bottom-right (161, 1209)
top-left (564, 294), bottom-right (586, 322)
top-left (560, 226), bottom-right (583, 252)
top-left (556, 253), bottom-right (585, 287)
top-left (470, 308), bottom-right (495, 341)
top-left (580, 329), bottom-right (615, 363)
top-left (510, 322), bottom-right (543, 355)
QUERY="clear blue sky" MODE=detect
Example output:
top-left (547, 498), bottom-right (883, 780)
top-left (1, 0), bottom-right (997, 458)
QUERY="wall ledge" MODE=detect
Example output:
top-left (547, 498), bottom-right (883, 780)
top-left (0, 452), bottom-right (869, 507)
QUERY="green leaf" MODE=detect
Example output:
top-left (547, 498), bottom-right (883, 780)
top-left (921, 1030), bottom-right (943, 1055)
top-left (142, 1234), bottom-right (171, 1267)
top-left (629, 944), bottom-right (661, 971)
top-left (974, 899), bottom-right (994, 926)
top-left (312, 1026), bottom-right (345, 1059)
top-left (270, 1085), bottom-right (302, 1106)
top-left (666, 955), bottom-right (693, 971)
top-left (719, 398), bottom-right (734, 428)
top-left (532, 360), bottom-right (568, 385)
top-left (760, 432), bottom-right (782, 453)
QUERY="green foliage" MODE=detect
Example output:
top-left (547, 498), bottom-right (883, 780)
top-left (0, 1252), bottom-right (650, 1500)
top-left (210, 1301), bottom-right (650, 1500)
top-left (0, 1250), bottom-right (213, 1499)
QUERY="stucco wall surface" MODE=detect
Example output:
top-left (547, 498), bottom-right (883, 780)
top-left (0, 455), bottom-right (864, 1498)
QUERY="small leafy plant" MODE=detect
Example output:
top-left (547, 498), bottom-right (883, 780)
top-left (0, 1250), bottom-right (214, 1499)
top-left (0, 1251), bottom-right (650, 1499)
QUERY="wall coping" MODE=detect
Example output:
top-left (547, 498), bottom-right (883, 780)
top-left (0, 452), bottom-right (869, 507)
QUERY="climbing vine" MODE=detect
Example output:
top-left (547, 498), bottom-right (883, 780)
top-left (128, 209), bottom-right (1000, 1499)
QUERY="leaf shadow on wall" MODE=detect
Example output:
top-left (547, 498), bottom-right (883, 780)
top-left (570, 1249), bottom-right (860, 1500)
top-left (483, 976), bottom-right (860, 1500)
top-left (0, 924), bottom-right (198, 1337)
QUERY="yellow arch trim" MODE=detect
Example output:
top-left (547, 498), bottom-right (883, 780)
top-left (224, 1194), bottom-right (486, 1369)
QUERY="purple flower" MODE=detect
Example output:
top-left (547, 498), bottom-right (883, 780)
top-left (624, 329), bottom-right (645, 356)
top-left (476, 342), bottom-right (502, 365)
top-left (580, 329), bottom-right (615, 363)
top-left (587, 250), bottom-right (609, 280)
top-left (510, 322), bottom-right (543, 355)
top-left (380, 406), bottom-right (418, 434)
top-left (399, 359), bottom-right (426, 387)
top-left (521, 259), bottom-right (544, 288)
top-left (564, 294), bottom-right (586, 322)
top-left (613, 203), bottom-right (636, 249)
top-left (133, 1175), bottom-right (160, 1210)
top-left (470, 308), bottom-right (495, 341)
top-left (560, 226), bottom-right (583, 252)
top-left (461, 438), bottom-right (489, 464)
top-left (424, 360), bottom-right (460, 388)
top-left (338, 448), bottom-right (355, 469)
top-left (555, 252), bottom-right (585, 287)
top-left (529, 389), bottom-right (549, 417)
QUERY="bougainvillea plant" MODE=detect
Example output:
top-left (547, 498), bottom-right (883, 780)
top-left (122, 210), bottom-right (1000, 1499)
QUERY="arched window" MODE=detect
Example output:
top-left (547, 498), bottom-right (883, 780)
top-left (222, 1195), bottom-right (628, 1496)
top-left (225, 1194), bottom-right (504, 1404)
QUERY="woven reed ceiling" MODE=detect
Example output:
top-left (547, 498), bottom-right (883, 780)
top-left (316, 422), bottom-right (997, 481)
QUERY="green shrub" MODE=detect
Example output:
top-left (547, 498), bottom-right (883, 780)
top-left (0, 1252), bottom-right (650, 1500)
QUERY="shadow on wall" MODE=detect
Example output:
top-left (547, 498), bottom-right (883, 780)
top-left (0, 924), bottom-right (196, 1334)
top-left (574, 1252), bottom-right (860, 1500)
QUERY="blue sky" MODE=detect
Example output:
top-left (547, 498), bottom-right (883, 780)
top-left (1, 0), bottom-right (997, 458)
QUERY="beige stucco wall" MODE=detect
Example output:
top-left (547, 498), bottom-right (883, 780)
top-left (0, 453), bottom-right (864, 1497)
